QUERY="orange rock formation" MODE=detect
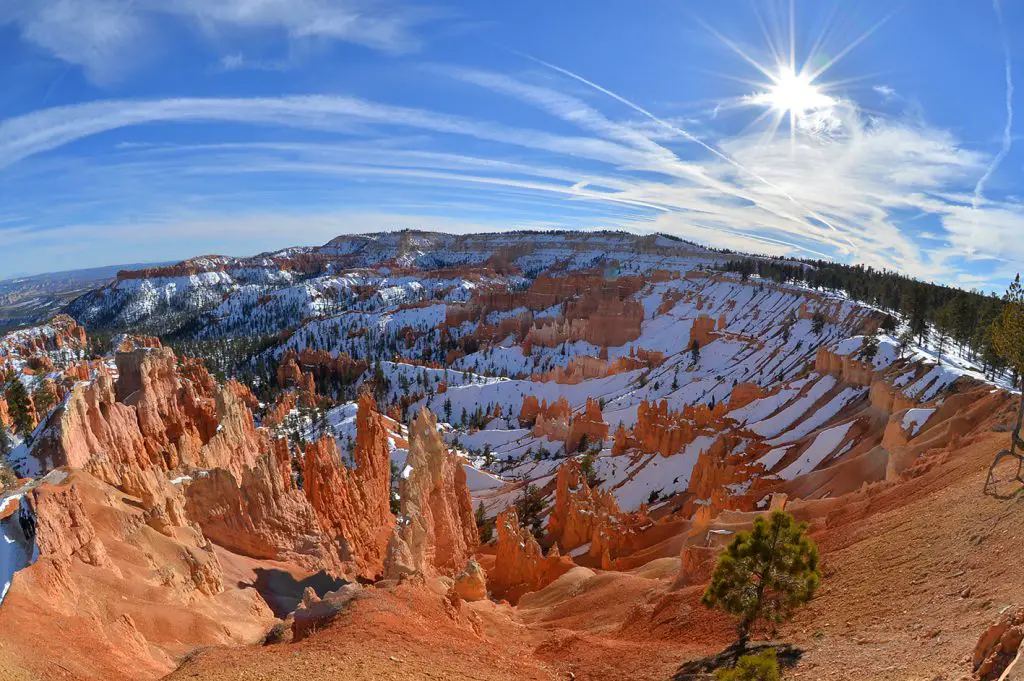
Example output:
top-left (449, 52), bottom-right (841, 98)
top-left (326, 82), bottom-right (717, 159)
top-left (184, 441), bottom-right (342, 574)
top-left (546, 457), bottom-right (622, 553)
top-left (565, 398), bottom-right (609, 453)
top-left (489, 507), bottom-right (575, 604)
top-left (302, 394), bottom-right (394, 579)
top-left (384, 407), bottom-right (477, 578)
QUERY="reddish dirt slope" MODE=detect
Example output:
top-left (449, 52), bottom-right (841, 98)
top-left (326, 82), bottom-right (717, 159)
top-left (779, 421), bottom-right (1024, 680)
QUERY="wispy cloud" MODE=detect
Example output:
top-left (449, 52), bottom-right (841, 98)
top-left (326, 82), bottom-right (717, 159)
top-left (0, 0), bottom-right (430, 83)
top-left (872, 84), bottom-right (896, 100)
top-left (969, 0), bottom-right (1015, 254)
top-left (2, 63), bottom-right (1023, 287)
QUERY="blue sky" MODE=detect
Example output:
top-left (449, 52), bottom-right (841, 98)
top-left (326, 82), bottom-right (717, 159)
top-left (0, 0), bottom-right (1021, 289)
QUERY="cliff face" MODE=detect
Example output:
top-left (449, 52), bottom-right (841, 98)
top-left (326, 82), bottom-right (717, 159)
top-left (0, 470), bottom-right (271, 681)
top-left (33, 479), bottom-right (114, 573)
top-left (34, 345), bottom-right (265, 489)
top-left (385, 408), bottom-right (477, 579)
top-left (184, 440), bottom-right (342, 574)
top-left (303, 394), bottom-right (394, 579)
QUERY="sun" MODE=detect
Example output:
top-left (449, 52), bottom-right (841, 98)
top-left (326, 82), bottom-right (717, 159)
top-left (762, 67), bottom-right (835, 117)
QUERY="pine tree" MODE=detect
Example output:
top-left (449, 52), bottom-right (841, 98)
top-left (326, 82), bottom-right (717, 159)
top-left (475, 501), bottom-right (493, 543)
top-left (897, 328), bottom-right (914, 359)
top-left (33, 385), bottom-right (56, 419)
top-left (514, 484), bottom-right (546, 539)
top-left (810, 312), bottom-right (826, 335)
top-left (860, 333), bottom-right (879, 364)
top-left (901, 286), bottom-right (929, 344)
top-left (4, 380), bottom-right (33, 437)
top-left (992, 275), bottom-right (1024, 453)
top-left (702, 511), bottom-right (820, 652)
top-left (934, 302), bottom-right (956, 365)
top-left (713, 649), bottom-right (780, 681)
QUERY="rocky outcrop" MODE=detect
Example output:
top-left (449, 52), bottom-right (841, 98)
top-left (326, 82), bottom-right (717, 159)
top-left (184, 441), bottom-right (342, 574)
top-left (33, 480), bottom-right (113, 571)
top-left (303, 394), bottom-right (394, 579)
top-left (287, 348), bottom-right (367, 384)
top-left (1, 314), bottom-right (87, 357)
top-left (728, 382), bottom-right (765, 411)
top-left (489, 508), bottom-right (574, 604)
top-left (565, 398), bottom-right (609, 453)
top-left (547, 458), bottom-right (621, 554)
top-left (685, 434), bottom-right (764, 522)
top-left (531, 353), bottom-right (656, 384)
top-left (973, 605), bottom-right (1024, 680)
top-left (869, 378), bottom-right (918, 414)
top-left (613, 399), bottom-right (733, 457)
top-left (673, 545), bottom-right (717, 588)
top-left (519, 395), bottom-right (542, 428)
top-left (531, 396), bottom-right (572, 443)
top-left (690, 314), bottom-right (717, 347)
top-left (815, 346), bottom-right (877, 387)
top-left (565, 297), bottom-right (644, 347)
top-left (292, 583), bottom-right (363, 642)
top-left (384, 408), bottom-right (477, 578)
top-left (453, 559), bottom-right (487, 602)
top-left (276, 352), bottom-right (317, 406)
top-left (614, 400), bottom-right (692, 456)
top-left (34, 346), bottom-right (265, 490)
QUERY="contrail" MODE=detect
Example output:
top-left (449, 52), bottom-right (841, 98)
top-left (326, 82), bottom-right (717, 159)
top-left (970, 0), bottom-right (1014, 249)
top-left (513, 51), bottom-right (858, 252)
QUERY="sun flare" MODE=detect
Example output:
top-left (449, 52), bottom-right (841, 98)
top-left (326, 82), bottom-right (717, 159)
top-left (763, 67), bottom-right (835, 116)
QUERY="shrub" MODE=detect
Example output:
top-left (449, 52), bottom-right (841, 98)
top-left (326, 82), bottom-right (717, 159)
top-left (713, 649), bottom-right (780, 681)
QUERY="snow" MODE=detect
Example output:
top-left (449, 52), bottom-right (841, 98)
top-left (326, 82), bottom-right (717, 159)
top-left (756, 446), bottom-right (791, 471)
top-left (606, 435), bottom-right (716, 510)
top-left (903, 364), bottom-right (964, 402)
top-left (764, 386), bottom-right (866, 446)
top-left (0, 495), bottom-right (35, 605)
top-left (777, 421), bottom-right (856, 480)
top-left (462, 464), bottom-right (507, 492)
top-left (902, 408), bottom-right (935, 437)
top-left (748, 376), bottom-right (837, 439)
top-left (568, 542), bottom-right (592, 558)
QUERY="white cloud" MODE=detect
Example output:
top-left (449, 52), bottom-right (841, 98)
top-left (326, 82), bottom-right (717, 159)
top-left (0, 0), bottom-right (146, 84)
top-left (2, 67), bottom-right (1023, 286)
top-left (218, 53), bottom-right (246, 71)
top-left (0, 0), bottom-right (427, 82)
top-left (872, 84), bottom-right (897, 100)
